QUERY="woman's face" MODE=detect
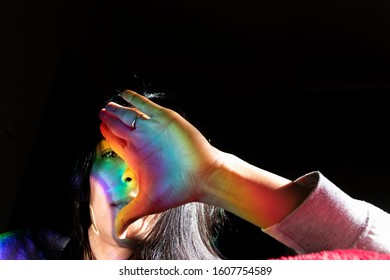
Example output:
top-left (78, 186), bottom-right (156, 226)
top-left (89, 139), bottom-right (156, 248)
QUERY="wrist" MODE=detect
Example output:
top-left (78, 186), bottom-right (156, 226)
top-left (198, 152), bottom-right (308, 229)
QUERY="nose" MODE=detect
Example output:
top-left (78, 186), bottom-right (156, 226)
top-left (121, 166), bottom-right (138, 198)
top-left (122, 174), bottom-right (132, 183)
top-left (121, 165), bottom-right (133, 183)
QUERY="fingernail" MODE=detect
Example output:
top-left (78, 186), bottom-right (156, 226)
top-left (119, 228), bottom-right (128, 240)
top-left (104, 103), bottom-right (115, 112)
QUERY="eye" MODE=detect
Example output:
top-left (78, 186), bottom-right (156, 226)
top-left (102, 150), bottom-right (118, 159)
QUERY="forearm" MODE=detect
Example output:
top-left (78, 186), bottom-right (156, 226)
top-left (201, 152), bottom-right (312, 229)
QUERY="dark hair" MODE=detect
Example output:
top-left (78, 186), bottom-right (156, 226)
top-left (68, 91), bottom-right (226, 259)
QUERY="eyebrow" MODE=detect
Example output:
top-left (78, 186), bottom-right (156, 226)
top-left (97, 140), bottom-right (111, 152)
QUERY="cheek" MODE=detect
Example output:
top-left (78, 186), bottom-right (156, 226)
top-left (91, 162), bottom-right (128, 199)
top-left (89, 177), bottom-right (115, 227)
top-left (90, 176), bottom-right (108, 204)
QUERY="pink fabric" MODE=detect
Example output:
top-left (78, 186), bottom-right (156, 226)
top-left (273, 249), bottom-right (390, 260)
top-left (264, 172), bottom-right (390, 255)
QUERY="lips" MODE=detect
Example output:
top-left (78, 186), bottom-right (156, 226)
top-left (111, 200), bottom-right (130, 210)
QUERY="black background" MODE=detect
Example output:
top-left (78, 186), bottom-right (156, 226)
top-left (1, 0), bottom-right (390, 259)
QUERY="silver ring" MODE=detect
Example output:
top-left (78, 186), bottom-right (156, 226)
top-left (130, 114), bottom-right (141, 130)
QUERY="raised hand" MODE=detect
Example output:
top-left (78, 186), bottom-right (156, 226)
top-left (99, 90), bottom-right (222, 237)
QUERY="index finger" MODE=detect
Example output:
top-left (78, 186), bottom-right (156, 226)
top-left (121, 90), bottom-right (163, 117)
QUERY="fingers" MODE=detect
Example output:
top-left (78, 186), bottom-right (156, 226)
top-left (121, 90), bottom-right (163, 117)
top-left (99, 108), bottom-right (134, 140)
top-left (105, 102), bottom-right (150, 123)
top-left (99, 122), bottom-right (127, 152)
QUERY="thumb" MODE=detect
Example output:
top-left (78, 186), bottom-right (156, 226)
top-left (114, 195), bottom-right (158, 238)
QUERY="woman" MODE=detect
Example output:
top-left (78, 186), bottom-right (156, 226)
top-left (99, 89), bottom-right (390, 256)
top-left (0, 92), bottom-right (226, 260)
top-left (2, 89), bottom-right (390, 259)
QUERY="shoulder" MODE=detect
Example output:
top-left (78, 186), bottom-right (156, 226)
top-left (0, 228), bottom-right (70, 260)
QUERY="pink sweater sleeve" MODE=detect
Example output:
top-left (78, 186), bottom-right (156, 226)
top-left (263, 171), bottom-right (390, 254)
